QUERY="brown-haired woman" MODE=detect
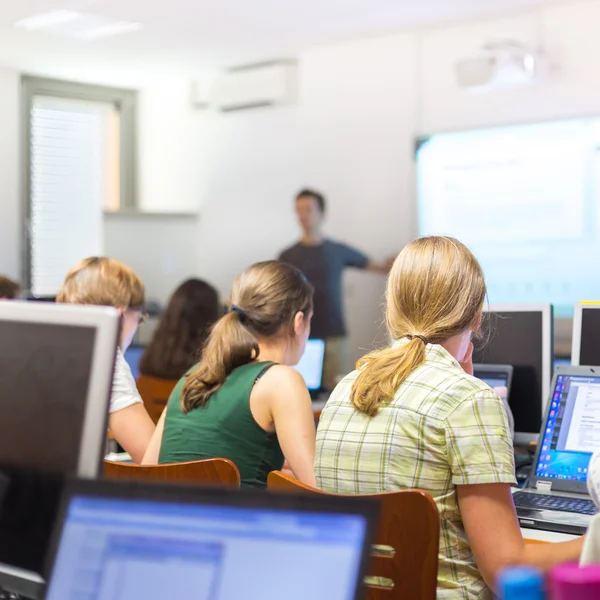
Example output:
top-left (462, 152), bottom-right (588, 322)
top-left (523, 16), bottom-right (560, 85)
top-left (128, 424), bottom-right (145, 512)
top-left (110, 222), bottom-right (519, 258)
top-left (142, 261), bottom-right (317, 488)
top-left (315, 236), bottom-right (583, 599)
top-left (140, 278), bottom-right (220, 380)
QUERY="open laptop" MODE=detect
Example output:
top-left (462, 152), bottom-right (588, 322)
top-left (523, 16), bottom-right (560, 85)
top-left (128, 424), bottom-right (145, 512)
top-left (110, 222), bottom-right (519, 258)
top-left (294, 338), bottom-right (326, 398)
top-left (512, 365), bottom-right (600, 535)
top-left (43, 479), bottom-right (376, 600)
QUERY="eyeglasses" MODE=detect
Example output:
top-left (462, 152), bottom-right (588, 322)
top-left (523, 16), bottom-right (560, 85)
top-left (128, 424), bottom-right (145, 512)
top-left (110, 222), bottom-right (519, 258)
top-left (127, 308), bottom-right (148, 325)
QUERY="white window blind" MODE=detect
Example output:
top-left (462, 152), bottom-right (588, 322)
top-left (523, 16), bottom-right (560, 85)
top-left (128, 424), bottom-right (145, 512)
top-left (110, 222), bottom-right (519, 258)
top-left (30, 95), bottom-right (120, 296)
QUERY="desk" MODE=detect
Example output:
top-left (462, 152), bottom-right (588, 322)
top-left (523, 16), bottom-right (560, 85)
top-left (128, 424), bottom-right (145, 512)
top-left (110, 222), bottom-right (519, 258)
top-left (522, 528), bottom-right (578, 543)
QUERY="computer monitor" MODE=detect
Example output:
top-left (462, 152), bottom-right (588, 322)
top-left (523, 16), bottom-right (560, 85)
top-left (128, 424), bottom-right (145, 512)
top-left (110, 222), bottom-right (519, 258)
top-left (571, 302), bottom-right (600, 367)
top-left (293, 339), bottom-right (326, 391)
top-left (530, 366), bottom-right (600, 495)
top-left (44, 480), bottom-right (376, 600)
top-left (473, 304), bottom-right (554, 444)
top-left (0, 302), bottom-right (120, 595)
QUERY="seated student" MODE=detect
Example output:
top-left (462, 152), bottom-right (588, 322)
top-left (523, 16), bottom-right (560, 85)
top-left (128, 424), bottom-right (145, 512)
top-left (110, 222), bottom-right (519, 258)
top-left (139, 278), bottom-right (220, 381)
top-left (57, 257), bottom-right (155, 463)
top-left (143, 260), bottom-right (317, 488)
top-left (315, 236), bottom-right (583, 599)
top-left (0, 275), bottom-right (20, 299)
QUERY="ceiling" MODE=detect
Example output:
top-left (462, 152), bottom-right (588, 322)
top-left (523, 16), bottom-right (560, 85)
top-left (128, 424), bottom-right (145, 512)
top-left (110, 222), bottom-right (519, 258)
top-left (0, 0), bottom-right (579, 83)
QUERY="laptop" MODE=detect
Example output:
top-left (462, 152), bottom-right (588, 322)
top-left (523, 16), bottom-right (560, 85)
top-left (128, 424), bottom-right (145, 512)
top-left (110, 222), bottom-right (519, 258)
top-left (294, 338), bottom-right (326, 398)
top-left (473, 364), bottom-right (513, 404)
top-left (43, 479), bottom-right (377, 600)
top-left (512, 365), bottom-right (600, 535)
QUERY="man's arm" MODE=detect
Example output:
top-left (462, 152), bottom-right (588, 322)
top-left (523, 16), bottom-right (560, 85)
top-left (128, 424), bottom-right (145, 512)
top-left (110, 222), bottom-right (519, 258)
top-left (366, 259), bottom-right (394, 274)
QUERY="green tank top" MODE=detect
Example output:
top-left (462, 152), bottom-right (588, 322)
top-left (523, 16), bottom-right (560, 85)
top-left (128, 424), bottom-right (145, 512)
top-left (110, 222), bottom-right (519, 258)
top-left (158, 361), bottom-right (284, 488)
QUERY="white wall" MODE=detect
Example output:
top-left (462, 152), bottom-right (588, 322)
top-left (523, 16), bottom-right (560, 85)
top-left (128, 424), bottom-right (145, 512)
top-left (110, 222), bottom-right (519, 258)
top-left (0, 67), bottom-right (20, 280)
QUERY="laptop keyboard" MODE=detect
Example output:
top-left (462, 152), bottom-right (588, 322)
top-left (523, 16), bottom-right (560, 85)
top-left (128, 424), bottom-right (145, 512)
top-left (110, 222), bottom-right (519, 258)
top-left (513, 492), bottom-right (597, 516)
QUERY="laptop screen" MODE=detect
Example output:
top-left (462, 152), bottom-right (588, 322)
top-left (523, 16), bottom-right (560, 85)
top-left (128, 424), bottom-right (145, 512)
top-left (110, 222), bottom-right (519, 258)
top-left (535, 374), bottom-right (600, 481)
top-left (45, 495), bottom-right (368, 600)
top-left (473, 368), bottom-right (510, 401)
top-left (293, 339), bottom-right (325, 391)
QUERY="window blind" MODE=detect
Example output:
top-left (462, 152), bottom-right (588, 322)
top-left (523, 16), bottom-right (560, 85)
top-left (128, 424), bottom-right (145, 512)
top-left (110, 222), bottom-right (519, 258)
top-left (30, 96), bottom-right (117, 296)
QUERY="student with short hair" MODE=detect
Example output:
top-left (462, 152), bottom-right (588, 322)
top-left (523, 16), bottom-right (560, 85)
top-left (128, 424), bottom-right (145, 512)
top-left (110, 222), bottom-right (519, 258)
top-left (143, 261), bottom-right (317, 488)
top-left (0, 276), bottom-right (20, 299)
top-left (315, 236), bottom-right (583, 599)
top-left (139, 278), bottom-right (220, 381)
top-left (57, 257), bottom-right (155, 463)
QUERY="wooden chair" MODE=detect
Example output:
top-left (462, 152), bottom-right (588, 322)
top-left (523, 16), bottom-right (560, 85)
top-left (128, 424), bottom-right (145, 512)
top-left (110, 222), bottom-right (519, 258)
top-left (268, 471), bottom-right (439, 600)
top-left (104, 458), bottom-right (241, 487)
top-left (136, 374), bottom-right (179, 424)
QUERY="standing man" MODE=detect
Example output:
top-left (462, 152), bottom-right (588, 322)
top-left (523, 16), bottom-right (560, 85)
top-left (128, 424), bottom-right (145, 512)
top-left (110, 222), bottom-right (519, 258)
top-left (279, 189), bottom-right (390, 391)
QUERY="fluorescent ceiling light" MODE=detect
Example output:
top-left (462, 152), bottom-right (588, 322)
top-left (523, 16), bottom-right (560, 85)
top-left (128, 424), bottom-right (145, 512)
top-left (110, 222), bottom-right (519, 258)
top-left (75, 21), bottom-right (143, 40)
top-left (13, 10), bottom-right (143, 40)
top-left (14, 9), bottom-right (81, 31)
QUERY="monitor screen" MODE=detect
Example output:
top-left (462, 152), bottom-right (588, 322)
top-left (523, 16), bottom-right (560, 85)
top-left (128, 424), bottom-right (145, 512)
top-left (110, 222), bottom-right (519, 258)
top-left (0, 320), bottom-right (99, 575)
top-left (534, 374), bottom-right (600, 481)
top-left (473, 368), bottom-right (509, 400)
top-left (579, 308), bottom-right (600, 367)
top-left (293, 339), bottom-right (325, 391)
top-left (46, 496), bottom-right (368, 600)
top-left (473, 310), bottom-right (552, 439)
top-left (124, 345), bottom-right (144, 381)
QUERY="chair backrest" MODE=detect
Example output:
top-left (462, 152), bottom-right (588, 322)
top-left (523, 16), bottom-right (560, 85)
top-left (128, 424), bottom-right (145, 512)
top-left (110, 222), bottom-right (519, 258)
top-left (136, 374), bottom-right (178, 424)
top-left (267, 471), bottom-right (439, 600)
top-left (104, 458), bottom-right (241, 487)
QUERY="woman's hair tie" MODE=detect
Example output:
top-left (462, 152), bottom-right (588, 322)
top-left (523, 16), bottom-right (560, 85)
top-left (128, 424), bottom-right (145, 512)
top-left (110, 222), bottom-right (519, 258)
top-left (230, 304), bottom-right (248, 324)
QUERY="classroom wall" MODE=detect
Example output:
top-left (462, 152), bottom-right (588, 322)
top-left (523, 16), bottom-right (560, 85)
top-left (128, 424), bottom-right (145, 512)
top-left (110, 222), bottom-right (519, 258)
top-left (0, 67), bottom-right (20, 280)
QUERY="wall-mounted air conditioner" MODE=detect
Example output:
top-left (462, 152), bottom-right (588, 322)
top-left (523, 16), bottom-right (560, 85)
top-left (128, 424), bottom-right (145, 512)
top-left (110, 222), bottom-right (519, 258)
top-left (193, 61), bottom-right (297, 112)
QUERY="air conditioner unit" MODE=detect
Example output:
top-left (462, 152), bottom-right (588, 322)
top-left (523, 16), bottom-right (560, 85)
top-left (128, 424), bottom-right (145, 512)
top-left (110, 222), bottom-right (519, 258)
top-left (207, 62), bottom-right (297, 112)
top-left (455, 40), bottom-right (548, 92)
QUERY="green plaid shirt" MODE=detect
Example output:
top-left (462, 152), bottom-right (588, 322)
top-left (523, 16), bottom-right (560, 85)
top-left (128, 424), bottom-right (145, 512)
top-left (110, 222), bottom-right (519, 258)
top-left (315, 341), bottom-right (516, 600)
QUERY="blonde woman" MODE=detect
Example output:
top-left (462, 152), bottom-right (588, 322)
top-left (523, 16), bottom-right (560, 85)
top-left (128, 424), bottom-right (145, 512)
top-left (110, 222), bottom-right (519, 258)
top-left (315, 236), bottom-right (583, 599)
top-left (57, 257), bottom-right (155, 462)
top-left (143, 261), bottom-right (317, 489)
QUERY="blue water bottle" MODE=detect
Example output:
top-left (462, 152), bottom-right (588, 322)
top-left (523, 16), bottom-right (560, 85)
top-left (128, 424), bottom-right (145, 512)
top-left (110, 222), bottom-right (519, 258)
top-left (497, 566), bottom-right (544, 600)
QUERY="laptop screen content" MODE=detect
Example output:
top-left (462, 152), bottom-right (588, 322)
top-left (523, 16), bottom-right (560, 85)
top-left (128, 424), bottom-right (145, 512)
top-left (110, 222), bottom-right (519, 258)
top-left (293, 339), bottom-right (325, 391)
top-left (45, 496), bottom-right (368, 600)
top-left (474, 369), bottom-right (510, 401)
top-left (535, 374), bottom-right (600, 481)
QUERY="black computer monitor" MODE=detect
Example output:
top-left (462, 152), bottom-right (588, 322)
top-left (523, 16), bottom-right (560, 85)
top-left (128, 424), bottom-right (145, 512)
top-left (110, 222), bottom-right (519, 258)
top-left (0, 302), bottom-right (119, 596)
top-left (572, 302), bottom-right (600, 367)
top-left (472, 304), bottom-right (554, 444)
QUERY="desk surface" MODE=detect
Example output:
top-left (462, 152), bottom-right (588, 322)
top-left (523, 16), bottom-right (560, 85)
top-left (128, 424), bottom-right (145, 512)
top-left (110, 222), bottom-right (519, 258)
top-left (521, 528), bottom-right (578, 543)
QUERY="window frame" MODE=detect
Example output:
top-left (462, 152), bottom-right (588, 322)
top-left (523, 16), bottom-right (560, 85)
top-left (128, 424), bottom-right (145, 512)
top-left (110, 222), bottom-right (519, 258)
top-left (21, 75), bottom-right (138, 291)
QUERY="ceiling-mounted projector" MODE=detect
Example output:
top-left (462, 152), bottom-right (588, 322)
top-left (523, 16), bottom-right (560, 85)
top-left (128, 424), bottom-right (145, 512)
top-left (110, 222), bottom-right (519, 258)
top-left (455, 40), bottom-right (546, 92)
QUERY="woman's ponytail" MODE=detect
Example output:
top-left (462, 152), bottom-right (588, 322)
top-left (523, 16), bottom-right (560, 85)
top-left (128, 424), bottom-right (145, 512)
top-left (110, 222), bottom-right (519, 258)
top-left (181, 311), bottom-right (259, 412)
top-left (351, 338), bottom-right (426, 416)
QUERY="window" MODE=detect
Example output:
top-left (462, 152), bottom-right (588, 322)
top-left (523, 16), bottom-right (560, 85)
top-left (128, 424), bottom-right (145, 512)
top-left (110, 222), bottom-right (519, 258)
top-left (22, 77), bottom-right (137, 296)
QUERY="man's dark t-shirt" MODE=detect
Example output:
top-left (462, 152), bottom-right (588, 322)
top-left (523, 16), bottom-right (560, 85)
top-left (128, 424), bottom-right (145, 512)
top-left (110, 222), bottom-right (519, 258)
top-left (279, 240), bottom-right (368, 338)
